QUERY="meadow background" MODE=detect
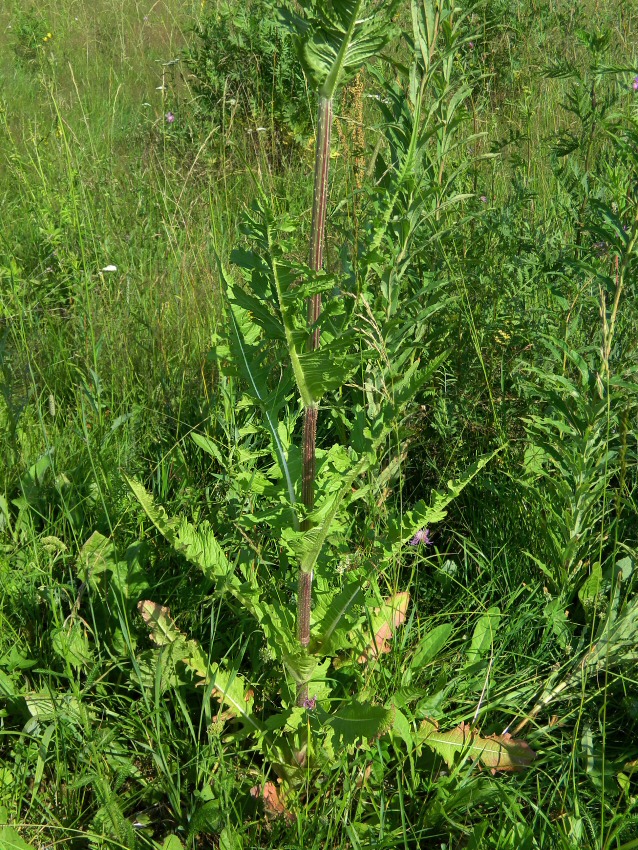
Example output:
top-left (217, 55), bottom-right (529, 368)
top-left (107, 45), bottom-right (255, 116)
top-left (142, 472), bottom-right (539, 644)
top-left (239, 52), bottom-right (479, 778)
top-left (1, 0), bottom-right (638, 847)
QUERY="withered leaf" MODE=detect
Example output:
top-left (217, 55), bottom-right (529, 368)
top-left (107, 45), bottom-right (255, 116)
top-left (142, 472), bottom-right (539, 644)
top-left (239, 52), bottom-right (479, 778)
top-left (419, 717), bottom-right (536, 773)
top-left (138, 600), bottom-right (177, 646)
top-left (250, 781), bottom-right (295, 822)
top-left (358, 591), bottom-right (410, 663)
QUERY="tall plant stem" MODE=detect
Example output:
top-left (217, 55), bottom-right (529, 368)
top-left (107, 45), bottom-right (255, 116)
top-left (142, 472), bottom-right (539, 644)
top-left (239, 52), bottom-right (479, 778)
top-left (308, 95), bottom-right (333, 346)
top-left (297, 95), bottom-right (333, 707)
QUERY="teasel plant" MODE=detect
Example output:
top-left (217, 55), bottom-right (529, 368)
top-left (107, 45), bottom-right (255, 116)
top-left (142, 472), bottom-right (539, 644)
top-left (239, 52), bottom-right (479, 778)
top-left (280, 0), bottom-right (400, 706)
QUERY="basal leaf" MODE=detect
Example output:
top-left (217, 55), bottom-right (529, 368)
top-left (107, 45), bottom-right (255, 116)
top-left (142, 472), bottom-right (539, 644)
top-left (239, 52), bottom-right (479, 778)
top-left (208, 666), bottom-right (264, 737)
top-left (324, 699), bottom-right (395, 750)
top-left (392, 707), bottom-right (414, 750)
top-left (126, 478), bottom-right (234, 584)
top-left (138, 601), bottom-right (183, 648)
top-left (419, 718), bottom-right (536, 773)
top-left (50, 623), bottom-right (92, 670)
top-left (137, 601), bottom-right (266, 737)
top-left (172, 518), bottom-right (233, 585)
top-left (250, 781), bottom-right (295, 823)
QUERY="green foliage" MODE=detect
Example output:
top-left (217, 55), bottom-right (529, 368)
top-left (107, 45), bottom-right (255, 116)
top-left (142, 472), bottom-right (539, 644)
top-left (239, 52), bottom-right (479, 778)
top-left (10, 7), bottom-right (52, 68)
top-left (418, 718), bottom-right (536, 773)
top-left (280, 0), bottom-right (399, 98)
top-left (0, 820), bottom-right (36, 850)
top-left (2, 0), bottom-right (638, 846)
top-left (225, 197), bottom-right (364, 409)
top-left (184, 0), bottom-right (312, 143)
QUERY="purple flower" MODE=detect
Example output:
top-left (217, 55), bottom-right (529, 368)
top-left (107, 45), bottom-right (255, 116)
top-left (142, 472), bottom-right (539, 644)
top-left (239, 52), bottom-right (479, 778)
top-left (633, 76), bottom-right (638, 92)
top-left (409, 528), bottom-right (432, 547)
top-left (469, 41), bottom-right (475, 49)
top-left (302, 695), bottom-right (317, 710)
top-left (480, 195), bottom-right (488, 203)
top-left (165, 112), bottom-right (175, 124)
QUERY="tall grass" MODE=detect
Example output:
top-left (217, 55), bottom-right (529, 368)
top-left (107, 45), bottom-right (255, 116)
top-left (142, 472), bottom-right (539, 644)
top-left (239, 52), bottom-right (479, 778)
top-left (1, 0), bottom-right (638, 848)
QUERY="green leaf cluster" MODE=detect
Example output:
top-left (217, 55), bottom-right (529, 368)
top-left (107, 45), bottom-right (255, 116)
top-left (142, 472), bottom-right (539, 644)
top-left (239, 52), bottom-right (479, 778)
top-left (280, 0), bottom-right (399, 98)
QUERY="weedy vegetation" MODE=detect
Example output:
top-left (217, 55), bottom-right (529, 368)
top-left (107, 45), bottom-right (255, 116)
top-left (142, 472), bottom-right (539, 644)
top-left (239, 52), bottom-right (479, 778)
top-left (2, 0), bottom-right (638, 848)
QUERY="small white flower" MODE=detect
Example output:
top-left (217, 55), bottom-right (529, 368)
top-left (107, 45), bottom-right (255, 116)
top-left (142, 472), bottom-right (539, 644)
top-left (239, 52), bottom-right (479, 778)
top-left (101, 264), bottom-right (118, 272)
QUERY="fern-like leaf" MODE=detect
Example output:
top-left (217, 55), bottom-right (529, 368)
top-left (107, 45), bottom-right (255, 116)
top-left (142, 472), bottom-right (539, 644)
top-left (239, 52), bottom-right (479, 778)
top-left (138, 601), bottom-right (266, 737)
top-left (126, 477), bottom-right (233, 583)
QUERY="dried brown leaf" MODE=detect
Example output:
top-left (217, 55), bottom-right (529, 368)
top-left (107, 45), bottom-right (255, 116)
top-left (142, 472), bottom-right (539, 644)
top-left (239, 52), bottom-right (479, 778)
top-left (358, 591), bottom-right (410, 663)
top-left (250, 781), bottom-right (295, 822)
top-left (483, 731), bottom-right (537, 773)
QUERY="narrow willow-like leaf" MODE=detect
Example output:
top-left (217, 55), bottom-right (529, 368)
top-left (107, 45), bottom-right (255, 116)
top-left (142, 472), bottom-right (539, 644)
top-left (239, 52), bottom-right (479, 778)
top-left (365, 76), bottom-right (425, 259)
top-left (514, 592), bottom-right (638, 733)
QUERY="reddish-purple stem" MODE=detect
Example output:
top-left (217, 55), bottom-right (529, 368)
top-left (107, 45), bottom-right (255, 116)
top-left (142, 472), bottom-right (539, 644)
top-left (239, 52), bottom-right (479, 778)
top-left (296, 95), bottom-right (333, 707)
